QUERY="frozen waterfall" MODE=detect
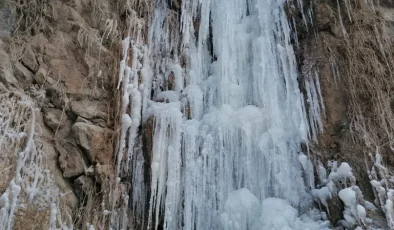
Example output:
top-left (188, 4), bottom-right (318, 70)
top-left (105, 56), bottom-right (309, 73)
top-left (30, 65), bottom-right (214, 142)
top-left (118, 0), bottom-right (326, 229)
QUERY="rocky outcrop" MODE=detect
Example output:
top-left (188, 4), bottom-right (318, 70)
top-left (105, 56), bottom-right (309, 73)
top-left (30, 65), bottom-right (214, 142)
top-left (0, 0), bottom-right (122, 228)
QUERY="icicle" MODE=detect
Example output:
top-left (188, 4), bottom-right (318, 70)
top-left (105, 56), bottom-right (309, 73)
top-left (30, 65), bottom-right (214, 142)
top-left (134, 0), bottom-right (327, 229)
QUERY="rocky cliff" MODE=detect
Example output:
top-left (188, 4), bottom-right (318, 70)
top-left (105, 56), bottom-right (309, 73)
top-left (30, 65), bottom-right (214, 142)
top-left (0, 0), bottom-right (129, 228)
top-left (1, 0), bottom-right (394, 229)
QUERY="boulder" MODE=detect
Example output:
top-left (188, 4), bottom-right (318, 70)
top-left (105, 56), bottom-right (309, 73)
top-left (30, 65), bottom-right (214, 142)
top-left (14, 62), bottom-right (34, 85)
top-left (72, 122), bottom-right (113, 164)
top-left (70, 99), bottom-right (108, 121)
top-left (56, 141), bottom-right (86, 178)
top-left (43, 108), bottom-right (67, 130)
top-left (21, 46), bottom-right (39, 73)
top-left (34, 66), bottom-right (49, 84)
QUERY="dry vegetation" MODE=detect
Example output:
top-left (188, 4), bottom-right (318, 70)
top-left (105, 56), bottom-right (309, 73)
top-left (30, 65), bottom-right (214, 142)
top-left (322, 0), bottom-right (394, 164)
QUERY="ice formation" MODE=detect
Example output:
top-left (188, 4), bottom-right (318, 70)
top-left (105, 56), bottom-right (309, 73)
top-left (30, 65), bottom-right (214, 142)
top-left (221, 189), bottom-right (329, 230)
top-left (119, 0), bottom-right (328, 229)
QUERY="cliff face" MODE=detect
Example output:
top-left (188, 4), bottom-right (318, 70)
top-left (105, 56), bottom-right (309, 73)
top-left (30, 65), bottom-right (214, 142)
top-left (297, 0), bottom-right (394, 227)
top-left (0, 0), bottom-right (124, 228)
top-left (1, 0), bottom-right (394, 229)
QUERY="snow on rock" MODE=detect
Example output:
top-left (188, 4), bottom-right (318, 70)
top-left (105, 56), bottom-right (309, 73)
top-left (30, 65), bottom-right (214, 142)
top-left (157, 91), bottom-right (180, 102)
top-left (221, 188), bottom-right (261, 230)
top-left (338, 188), bottom-right (357, 208)
top-left (328, 162), bottom-right (353, 184)
top-left (260, 198), bottom-right (298, 229)
top-left (220, 190), bottom-right (329, 230)
top-left (259, 198), bottom-right (329, 230)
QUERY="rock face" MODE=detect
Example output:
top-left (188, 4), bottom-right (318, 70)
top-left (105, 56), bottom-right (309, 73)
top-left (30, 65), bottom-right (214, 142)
top-left (297, 0), bottom-right (394, 227)
top-left (0, 0), bottom-right (120, 228)
top-left (1, 0), bottom-right (392, 228)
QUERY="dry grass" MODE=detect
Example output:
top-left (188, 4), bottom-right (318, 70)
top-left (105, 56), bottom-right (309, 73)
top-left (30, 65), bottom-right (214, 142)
top-left (5, 0), bottom-right (47, 36)
top-left (323, 0), bottom-right (394, 162)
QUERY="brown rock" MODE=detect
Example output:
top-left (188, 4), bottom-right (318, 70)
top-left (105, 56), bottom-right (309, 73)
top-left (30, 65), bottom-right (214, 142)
top-left (71, 99), bottom-right (109, 121)
top-left (43, 108), bottom-right (67, 130)
top-left (72, 122), bottom-right (113, 164)
top-left (56, 141), bottom-right (86, 178)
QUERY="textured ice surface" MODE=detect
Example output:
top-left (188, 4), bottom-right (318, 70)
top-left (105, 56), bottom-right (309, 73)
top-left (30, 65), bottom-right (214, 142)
top-left (221, 189), bottom-right (330, 230)
top-left (130, 0), bottom-right (325, 229)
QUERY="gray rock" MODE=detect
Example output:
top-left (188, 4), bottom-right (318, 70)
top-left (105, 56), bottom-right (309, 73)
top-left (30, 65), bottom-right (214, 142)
top-left (14, 62), bottom-right (34, 84)
top-left (0, 44), bottom-right (17, 87)
top-left (34, 66), bottom-right (48, 84)
top-left (21, 46), bottom-right (39, 73)
top-left (56, 141), bottom-right (86, 178)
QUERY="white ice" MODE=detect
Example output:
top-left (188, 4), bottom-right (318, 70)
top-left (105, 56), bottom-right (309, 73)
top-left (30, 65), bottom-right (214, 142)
top-left (130, 0), bottom-right (326, 229)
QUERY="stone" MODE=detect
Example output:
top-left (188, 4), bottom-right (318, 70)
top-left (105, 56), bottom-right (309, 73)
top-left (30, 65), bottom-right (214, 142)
top-left (56, 140), bottom-right (86, 178)
top-left (72, 122), bottom-right (113, 164)
top-left (46, 83), bottom-right (69, 109)
top-left (0, 43), bottom-right (17, 87)
top-left (34, 66), bottom-right (48, 84)
top-left (21, 46), bottom-right (39, 73)
top-left (13, 62), bottom-right (34, 84)
top-left (73, 175), bottom-right (94, 199)
top-left (71, 99), bottom-right (108, 121)
top-left (43, 108), bottom-right (67, 130)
